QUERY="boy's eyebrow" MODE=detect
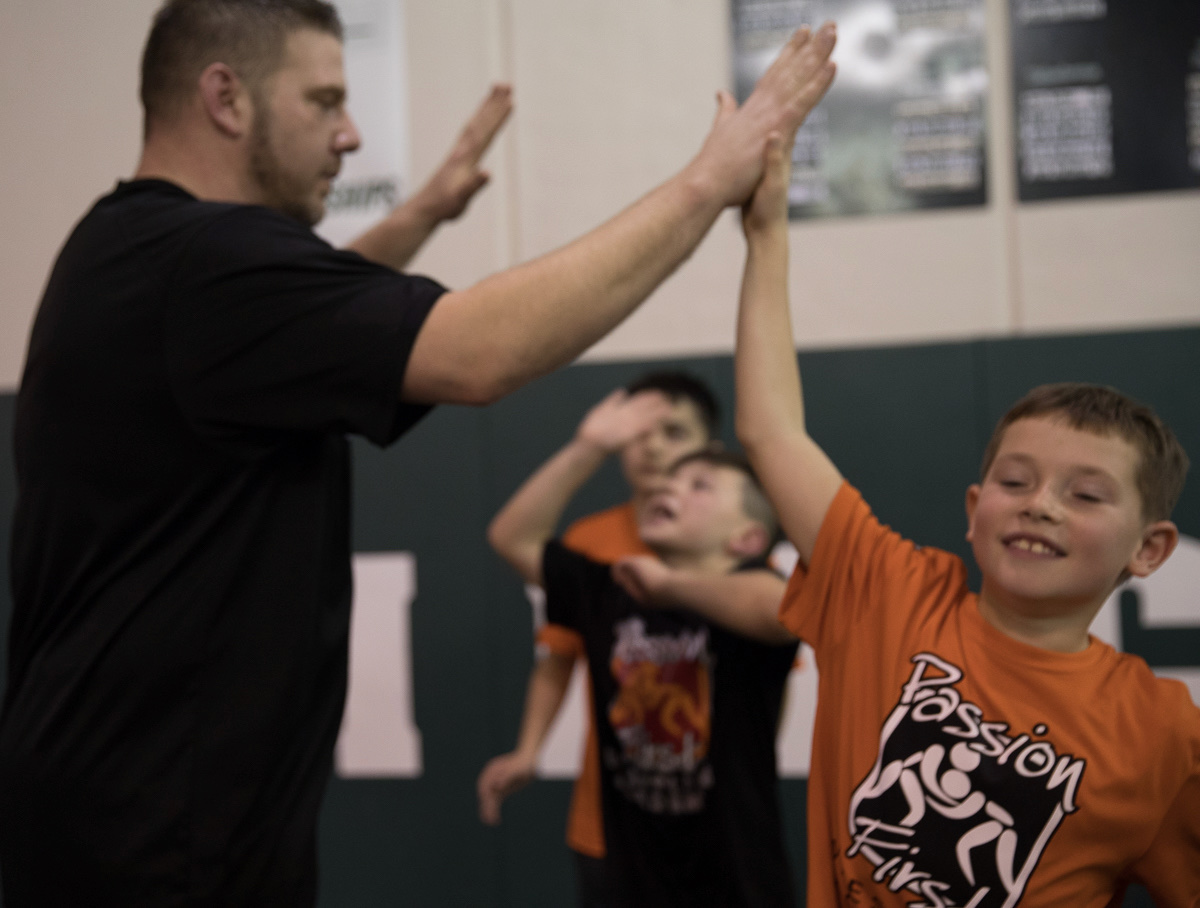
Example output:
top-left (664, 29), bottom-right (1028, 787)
top-left (993, 451), bottom-right (1121, 481)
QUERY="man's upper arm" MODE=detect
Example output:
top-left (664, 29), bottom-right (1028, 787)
top-left (165, 207), bottom-right (443, 450)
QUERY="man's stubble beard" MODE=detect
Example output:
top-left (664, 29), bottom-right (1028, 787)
top-left (248, 102), bottom-right (326, 227)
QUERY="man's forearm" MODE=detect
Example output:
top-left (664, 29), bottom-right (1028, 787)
top-left (403, 25), bottom-right (838, 406)
top-left (403, 169), bottom-right (723, 405)
top-left (344, 197), bottom-right (439, 270)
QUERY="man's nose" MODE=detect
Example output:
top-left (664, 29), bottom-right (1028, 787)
top-left (335, 113), bottom-right (361, 153)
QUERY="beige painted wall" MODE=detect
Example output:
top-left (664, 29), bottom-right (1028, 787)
top-left (3, 0), bottom-right (1198, 391)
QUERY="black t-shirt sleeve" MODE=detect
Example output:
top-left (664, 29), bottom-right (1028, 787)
top-left (162, 205), bottom-right (443, 452)
top-left (542, 540), bottom-right (611, 632)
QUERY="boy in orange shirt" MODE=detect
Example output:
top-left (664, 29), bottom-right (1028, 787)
top-left (728, 134), bottom-right (1200, 904)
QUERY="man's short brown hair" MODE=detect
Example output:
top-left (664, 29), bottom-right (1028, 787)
top-left (980, 383), bottom-right (1189, 522)
top-left (140, 0), bottom-right (342, 130)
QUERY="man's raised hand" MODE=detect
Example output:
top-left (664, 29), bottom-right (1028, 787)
top-left (410, 83), bottom-right (513, 224)
top-left (688, 23), bottom-right (836, 209)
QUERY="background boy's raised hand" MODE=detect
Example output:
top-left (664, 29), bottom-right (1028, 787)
top-left (575, 389), bottom-right (674, 457)
top-left (487, 390), bottom-right (673, 585)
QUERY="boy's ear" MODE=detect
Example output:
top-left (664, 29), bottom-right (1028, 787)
top-left (727, 522), bottom-right (770, 560)
top-left (964, 484), bottom-right (981, 542)
top-left (1127, 520), bottom-right (1179, 579)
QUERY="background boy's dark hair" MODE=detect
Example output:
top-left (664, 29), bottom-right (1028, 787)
top-left (980, 382), bottom-right (1190, 522)
top-left (141, 0), bottom-right (343, 130)
top-left (671, 449), bottom-right (780, 552)
top-left (626, 371), bottom-right (720, 440)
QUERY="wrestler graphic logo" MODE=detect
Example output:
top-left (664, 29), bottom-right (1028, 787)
top-left (846, 653), bottom-right (1086, 908)
top-left (605, 617), bottom-right (713, 814)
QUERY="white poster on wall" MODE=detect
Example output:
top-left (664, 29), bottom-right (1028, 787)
top-left (316, 0), bottom-right (410, 247)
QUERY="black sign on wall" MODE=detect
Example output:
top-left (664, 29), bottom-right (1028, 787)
top-left (1011, 0), bottom-right (1200, 201)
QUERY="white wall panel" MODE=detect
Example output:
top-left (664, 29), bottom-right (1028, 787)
top-left (3, 0), bottom-right (1199, 390)
top-left (1016, 192), bottom-right (1200, 333)
top-left (1, 0), bottom-right (160, 389)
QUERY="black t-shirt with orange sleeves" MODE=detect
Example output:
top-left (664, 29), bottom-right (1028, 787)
top-left (535, 501), bottom-right (651, 858)
top-left (0, 180), bottom-right (443, 907)
top-left (543, 541), bottom-right (799, 908)
top-left (781, 481), bottom-right (1200, 908)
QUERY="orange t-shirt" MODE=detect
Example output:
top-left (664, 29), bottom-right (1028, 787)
top-left (534, 502), bottom-right (651, 859)
top-left (781, 482), bottom-right (1200, 907)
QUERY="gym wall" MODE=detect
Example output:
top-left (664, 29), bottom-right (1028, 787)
top-left (2, 1), bottom-right (1198, 905)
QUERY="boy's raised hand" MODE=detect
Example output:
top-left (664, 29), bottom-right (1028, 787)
top-left (576, 389), bottom-right (673, 455)
top-left (488, 388), bottom-right (672, 586)
top-left (742, 132), bottom-right (792, 238)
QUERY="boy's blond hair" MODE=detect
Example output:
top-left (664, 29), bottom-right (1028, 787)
top-left (980, 383), bottom-right (1189, 522)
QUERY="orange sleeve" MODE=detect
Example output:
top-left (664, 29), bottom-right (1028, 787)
top-left (535, 622), bottom-right (584, 659)
top-left (1128, 707), bottom-right (1200, 905)
top-left (562, 503), bottom-right (650, 563)
top-left (778, 481), bottom-right (966, 649)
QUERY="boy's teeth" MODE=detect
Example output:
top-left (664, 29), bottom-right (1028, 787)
top-left (1012, 538), bottom-right (1054, 555)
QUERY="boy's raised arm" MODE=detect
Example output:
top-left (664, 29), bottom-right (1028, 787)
top-left (734, 135), bottom-right (842, 566)
top-left (487, 390), bottom-right (673, 585)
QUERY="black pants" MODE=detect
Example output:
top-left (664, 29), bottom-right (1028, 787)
top-left (573, 849), bottom-right (614, 908)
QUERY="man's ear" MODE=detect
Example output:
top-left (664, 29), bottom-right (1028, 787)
top-left (728, 522), bottom-right (770, 560)
top-left (964, 484), bottom-right (981, 543)
top-left (1127, 520), bottom-right (1179, 579)
top-left (198, 62), bottom-right (253, 138)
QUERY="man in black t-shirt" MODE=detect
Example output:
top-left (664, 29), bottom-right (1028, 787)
top-left (0, 1), bottom-right (836, 903)
top-left (489, 392), bottom-right (799, 907)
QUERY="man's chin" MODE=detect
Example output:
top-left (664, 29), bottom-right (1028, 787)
top-left (277, 198), bottom-right (324, 227)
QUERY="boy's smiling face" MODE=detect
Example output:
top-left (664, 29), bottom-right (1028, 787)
top-left (966, 415), bottom-right (1175, 627)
